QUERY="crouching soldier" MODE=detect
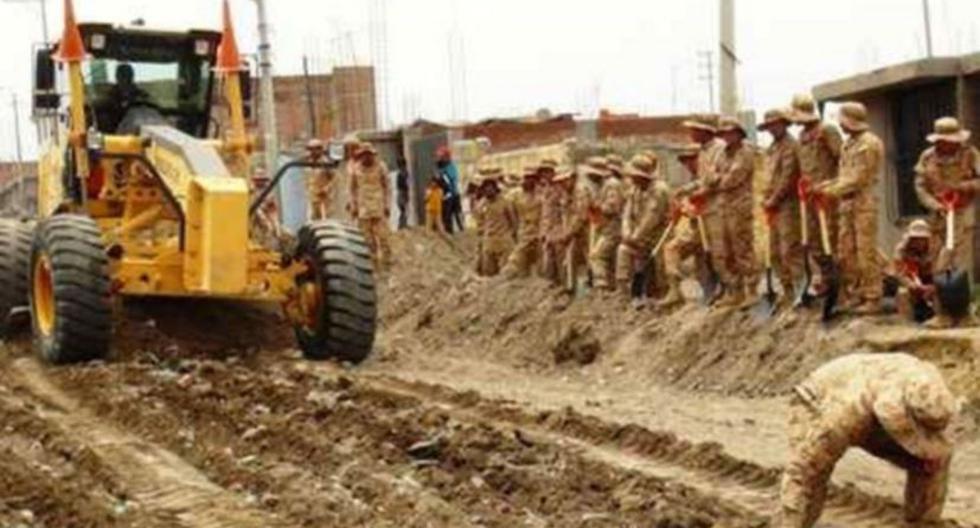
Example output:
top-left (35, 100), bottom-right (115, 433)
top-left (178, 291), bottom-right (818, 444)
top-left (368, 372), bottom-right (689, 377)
top-left (889, 220), bottom-right (938, 324)
top-left (780, 353), bottom-right (960, 527)
top-left (615, 154), bottom-right (670, 297)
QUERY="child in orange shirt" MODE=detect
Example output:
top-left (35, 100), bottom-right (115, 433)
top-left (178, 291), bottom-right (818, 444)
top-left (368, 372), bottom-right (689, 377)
top-left (425, 178), bottom-right (444, 232)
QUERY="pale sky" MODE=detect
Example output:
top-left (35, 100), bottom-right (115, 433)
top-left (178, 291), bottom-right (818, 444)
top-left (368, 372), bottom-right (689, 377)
top-left (0, 0), bottom-right (978, 160)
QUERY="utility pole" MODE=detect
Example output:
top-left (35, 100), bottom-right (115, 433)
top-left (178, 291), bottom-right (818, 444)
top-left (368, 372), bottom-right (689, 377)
top-left (302, 55), bottom-right (317, 138)
top-left (252, 0), bottom-right (279, 174)
top-left (922, 0), bottom-right (934, 57)
top-left (697, 50), bottom-right (716, 113)
top-left (719, 0), bottom-right (738, 115)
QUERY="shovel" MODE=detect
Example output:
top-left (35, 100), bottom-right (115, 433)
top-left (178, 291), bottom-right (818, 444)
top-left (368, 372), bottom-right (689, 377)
top-left (688, 194), bottom-right (723, 305)
top-left (794, 177), bottom-right (815, 308)
top-left (814, 199), bottom-right (840, 322)
top-left (631, 216), bottom-right (679, 302)
top-left (935, 191), bottom-right (972, 319)
top-left (753, 208), bottom-right (779, 320)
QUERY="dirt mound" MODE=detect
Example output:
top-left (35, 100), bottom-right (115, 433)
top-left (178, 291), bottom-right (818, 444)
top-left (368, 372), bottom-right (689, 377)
top-left (383, 229), bottom-right (980, 403)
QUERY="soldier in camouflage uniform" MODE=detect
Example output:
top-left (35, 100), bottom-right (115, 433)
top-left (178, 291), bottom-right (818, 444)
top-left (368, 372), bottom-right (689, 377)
top-left (567, 159), bottom-right (606, 287)
top-left (890, 220), bottom-right (938, 324)
top-left (658, 144), bottom-right (705, 308)
top-left (473, 172), bottom-right (517, 277)
top-left (589, 156), bottom-right (626, 290)
top-left (792, 93), bottom-right (842, 279)
top-left (538, 159), bottom-right (566, 283)
top-left (815, 102), bottom-right (885, 314)
top-left (502, 167), bottom-right (543, 278)
top-left (760, 108), bottom-right (803, 305)
top-left (914, 117), bottom-right (980, 271)
top-left (304, 139), bottom-right (338, 221)
top-left (780, 353), bottom-right (959, 528)
top-left (699, 117), bottom-right (756, 307)
top-left (615, 154), bottom-right (671, 296)
top-left (348, 143), bottom-right (392, 269)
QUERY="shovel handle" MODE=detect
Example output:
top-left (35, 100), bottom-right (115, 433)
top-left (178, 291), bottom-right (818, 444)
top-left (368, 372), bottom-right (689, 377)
top-left (651, 219), bottom-right (677, 257)
top-left (817, 207), bottom-right (832, 256)
top-left (696, 216), bottom-right (710, 252)
top-left (946, 206), bottom-right (955, 252)
top-left (799, 199), bottom-right (809, 246)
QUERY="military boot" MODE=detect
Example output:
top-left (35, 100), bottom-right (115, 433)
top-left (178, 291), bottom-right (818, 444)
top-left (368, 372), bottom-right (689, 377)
top-left (656, 277), bottom-right (684, 309)
top-left (740, 282), bottom-right (759, 309)
top-left (716, 282), bottom-right (745, 308)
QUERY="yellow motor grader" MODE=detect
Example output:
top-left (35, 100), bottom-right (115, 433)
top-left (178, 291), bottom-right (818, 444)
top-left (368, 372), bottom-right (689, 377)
top-left (0, 0), bottom-right (376, 364)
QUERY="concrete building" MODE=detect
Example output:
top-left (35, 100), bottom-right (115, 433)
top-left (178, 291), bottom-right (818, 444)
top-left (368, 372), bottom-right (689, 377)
top-left (813, 52), bottom-right (980, 276)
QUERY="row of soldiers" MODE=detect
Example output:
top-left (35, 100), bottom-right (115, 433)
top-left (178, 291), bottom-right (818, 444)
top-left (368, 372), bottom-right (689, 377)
top-left (468, 93), bottom-right (980, 327)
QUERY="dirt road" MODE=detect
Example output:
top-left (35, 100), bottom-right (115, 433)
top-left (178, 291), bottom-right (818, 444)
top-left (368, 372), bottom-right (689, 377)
top-left (0, 229), bottom-right (977, 527)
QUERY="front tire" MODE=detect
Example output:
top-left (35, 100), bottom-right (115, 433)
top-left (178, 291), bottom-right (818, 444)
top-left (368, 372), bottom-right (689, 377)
top-left (0, 219), bottom-right (35, 337)
top-left (29, 215), bottom-right (111, 364)
top-left (293, 221), bottom-right (376, 363)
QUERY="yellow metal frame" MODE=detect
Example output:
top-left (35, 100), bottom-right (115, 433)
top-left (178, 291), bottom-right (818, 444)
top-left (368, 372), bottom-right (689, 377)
top-left (33, 255), bottom-right (55, 336)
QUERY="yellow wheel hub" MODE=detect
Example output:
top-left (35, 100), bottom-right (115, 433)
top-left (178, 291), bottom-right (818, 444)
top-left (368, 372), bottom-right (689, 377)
top-left (298, 281), bottom-right (321, 330)
top-left (33, 254), bottom-right (55, 336)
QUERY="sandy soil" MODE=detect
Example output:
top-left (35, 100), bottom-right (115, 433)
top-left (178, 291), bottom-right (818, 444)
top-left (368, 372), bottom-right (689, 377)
top-left (0, 227), bottom-right (977, 528)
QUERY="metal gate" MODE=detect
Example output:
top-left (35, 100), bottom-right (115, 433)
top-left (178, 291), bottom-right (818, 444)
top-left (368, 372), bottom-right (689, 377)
top-left (891, 80), bottom-right (956, 218)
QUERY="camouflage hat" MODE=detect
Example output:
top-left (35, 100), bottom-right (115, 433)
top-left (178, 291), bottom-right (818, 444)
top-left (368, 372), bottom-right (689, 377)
top-left (306, 138), bottom-right (325, 151)
top-left (583, 156), bottom-right (611, 178)
top-left (539, 158), bottom-right (559, 170)
top-left (605, 154), bottom-right (625, 171)
top-left (522, 166), bottom-right (540, 179)
top-left (927, 116), bottom-right (971, 144)
top-left (791, 93), bottom-right (821, 124)
top-left (504, 173), bottom-right (521, 186)
top-left (906, 219), bottom-right (931, 239)
top-left (838, 102), bottom-right (869, 132)
top-left (629, 153), bottom-right (657, 174)
top-left (681, 114), bottom-right (718, 133)
top-left (758, 108), bottom-right (792, 131)
top-left (675, 143), bottom-right (701, 160)
top-left (552, 170), bottom-right (576, 183)
top-left (624, 161), bottom-right (655, 181)
top-left (477, 165), bottom-right (502, 176)
top-left (873, 369), bottom-right (958, 460)
top-left (717, 116), bottom-right (747, 136)
top-left (354, 142), bottom-right (377, 157)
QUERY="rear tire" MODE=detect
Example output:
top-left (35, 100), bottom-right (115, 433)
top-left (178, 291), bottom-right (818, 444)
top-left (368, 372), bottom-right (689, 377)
top-left (293, 221), bottom-right (376, 363)
top-left (0, 219), bottom-right (35, 337)
top-left (28, 215), bottom-right (112, 364)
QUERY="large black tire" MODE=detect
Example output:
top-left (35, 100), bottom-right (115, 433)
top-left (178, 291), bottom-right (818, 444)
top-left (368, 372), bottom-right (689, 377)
top-left (0, 219), bottom-right (35, 337)
top-left (293, 220), bottom-right (376, 363)
top-left (28, 215), bottom-right (112, 364)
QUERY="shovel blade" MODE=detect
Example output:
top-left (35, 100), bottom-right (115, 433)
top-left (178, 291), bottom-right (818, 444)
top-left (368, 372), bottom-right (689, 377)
top-left (631, 257), bottom-right (651, 301)
top-left (699, 271), bottom-right (723, 306)
top-left (753, 293), bottom-right (778, 320)
top-left (936, 268), bottom-right (971, 319)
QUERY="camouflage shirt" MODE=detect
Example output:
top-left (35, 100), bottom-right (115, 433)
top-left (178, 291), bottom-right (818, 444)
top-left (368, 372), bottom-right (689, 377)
top-left (826, 131), bottom-right (884, 209)
top-left (764, 134), bottom-right (800, 209)
top-left (914, 145), bottom-right (980, 212)
top-left (350, 160), bottom-right (390, 219)
top-left (798, 122), bottom-right (842, 184)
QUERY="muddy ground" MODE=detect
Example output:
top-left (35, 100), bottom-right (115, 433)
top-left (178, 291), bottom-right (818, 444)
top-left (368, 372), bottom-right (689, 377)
top-left (1, 227), bottom-right (979, 528)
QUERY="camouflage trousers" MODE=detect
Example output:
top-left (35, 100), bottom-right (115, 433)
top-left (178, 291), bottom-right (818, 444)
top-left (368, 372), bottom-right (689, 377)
top-left (770, 204), bottom-right (803, 294)
top-left (664, 219), bottom-right (705, 280)
top-left (590, 233), bottom-right (620, 290)
top-left (358, 217), bottom-right (392, 269)
top-left (837, 202), bottom-right (880, 304)
top-left (481, 238), bottom-right (514, 277)
top-left (928, 209), bottom-right (973, 272)
top-left (779, 396), bottom-right (951, 527)
top-left (540, 240), bottom-right (567, 285)
top-left (712, 208), bottom-right (756, 290)
top-left (502, 237), bottom-right (540, 278)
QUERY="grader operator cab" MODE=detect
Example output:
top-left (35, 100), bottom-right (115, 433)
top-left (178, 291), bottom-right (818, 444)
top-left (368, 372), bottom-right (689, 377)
top-left (0, 0), bottom-right (377, 365)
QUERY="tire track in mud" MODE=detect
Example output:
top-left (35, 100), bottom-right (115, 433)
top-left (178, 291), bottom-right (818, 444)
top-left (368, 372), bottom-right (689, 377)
top-left (355, 372), bottom-right (980, 528)
top-left (42, 357), bottom-right (770, 527)
top-left (4, 358), bottom-right (285, 528)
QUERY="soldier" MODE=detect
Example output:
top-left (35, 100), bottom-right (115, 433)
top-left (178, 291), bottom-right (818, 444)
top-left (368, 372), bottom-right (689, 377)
top-left (544, 168), bottom-right (578, 286)
top-left (890, 220), bottom-right (938, 324)
top-left (700, 116), bottom-right (756, 307)
top-left (792, 93), bottom-right (843, 289)
top-left (780, 353), bottom-right (959, 527)
top-left (759, 108), bottom-right (803, 307)
top-left (538, 159), bottom-right (565, 283)
top-left (615, 154), bottom-right (671, 296)
top-left (659, 144), bottom-right (704, 308)
top-left (914, 117), bottom-right (980, 274)
top-left (591, 155), bottom-right (627, 290)
top-left (473, 172), bottom-right (517, 277)
top-left (568, 158), bottom-right (607, 287)
top-left (305, 139), bottom-right (337, 221)
top-left (502, 167), bottom-right (543, 278)
top-left (348, 143), bottom-right (392, 269)
top-left (815, 102), bottom-right (885, 314)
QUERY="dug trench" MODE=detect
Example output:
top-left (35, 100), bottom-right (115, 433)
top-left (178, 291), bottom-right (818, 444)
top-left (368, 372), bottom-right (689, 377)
top-left (0, 227), bottom-right (976, 527)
